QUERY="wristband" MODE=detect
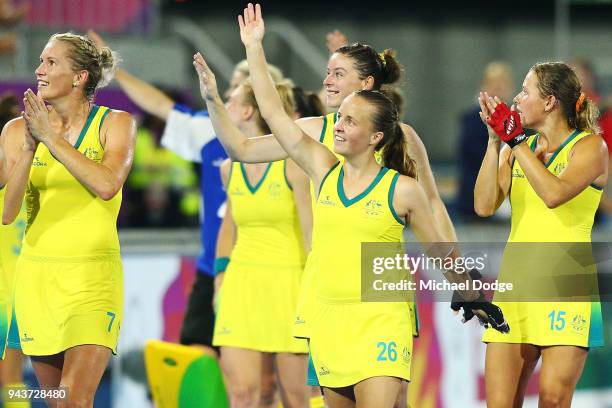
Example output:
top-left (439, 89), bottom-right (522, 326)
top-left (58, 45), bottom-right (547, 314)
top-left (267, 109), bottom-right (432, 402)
top-left (214, 257), bottom-right (230, 275)
top-left (506, 132), bottom-right (528, 149)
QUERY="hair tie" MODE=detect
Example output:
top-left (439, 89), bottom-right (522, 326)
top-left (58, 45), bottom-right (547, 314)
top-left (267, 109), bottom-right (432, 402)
top-left (378, 52), bottom-right (386, 67)
top-left (575, 92), bottom-right (586, 113)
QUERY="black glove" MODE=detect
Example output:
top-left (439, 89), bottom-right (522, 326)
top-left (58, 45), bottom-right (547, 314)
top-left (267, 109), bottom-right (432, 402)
top-left (450, 269), bottom-right (510, 334)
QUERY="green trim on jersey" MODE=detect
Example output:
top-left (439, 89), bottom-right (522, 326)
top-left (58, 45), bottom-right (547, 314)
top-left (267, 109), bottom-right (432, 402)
top-left (530, 135), bottom-right (539, 151)
top-left (545, 129), bottom-right (581, 168)
top-left (337, 166), bottom-right (388, 207)
top-left (74, 105), bottom-right (100, 150)
top-left (240, 162), bottom-right (273, 194)
top-left (283, 160), bottom-right (292, 190)
top-left (319, 112), bottom-right (337, 143)
top-left (388, 172), bottom-right (405, 225)
top-left (98, 107), bottom-right (111, 132)
top-left (317, 161), bottom-right (340, 199)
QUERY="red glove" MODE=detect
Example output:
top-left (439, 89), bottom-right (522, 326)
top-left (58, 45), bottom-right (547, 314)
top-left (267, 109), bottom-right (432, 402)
top-left (487, 102), bottom-right (528, 148)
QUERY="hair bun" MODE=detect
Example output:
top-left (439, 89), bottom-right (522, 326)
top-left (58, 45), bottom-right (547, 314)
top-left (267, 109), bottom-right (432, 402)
top-left (380, 49), bottom-right (401, 85)
top-left (97, 47), bottom-right (120, 88)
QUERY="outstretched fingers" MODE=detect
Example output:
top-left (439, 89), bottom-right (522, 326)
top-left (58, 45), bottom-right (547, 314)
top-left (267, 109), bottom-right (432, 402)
top-left (478, 92), bottom-right (491, 121)
top-left (193, 53), bottom-right (210, 77)
top-left (247, 3), bottom-right (255, 23)
top-left (254, 3), bottom-right (262, 21)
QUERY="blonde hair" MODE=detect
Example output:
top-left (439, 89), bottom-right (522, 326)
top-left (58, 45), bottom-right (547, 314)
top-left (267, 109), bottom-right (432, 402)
top-left (50, 32), bottom-right (120, 100)
top-left (234, 59), bottom-right (286, 84)
top-left (241, 78), bottom-right (295, 134)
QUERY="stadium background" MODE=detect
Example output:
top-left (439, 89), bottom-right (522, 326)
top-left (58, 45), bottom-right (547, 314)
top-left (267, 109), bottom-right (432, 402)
top-left (0, 0), bottom-right (610, 407)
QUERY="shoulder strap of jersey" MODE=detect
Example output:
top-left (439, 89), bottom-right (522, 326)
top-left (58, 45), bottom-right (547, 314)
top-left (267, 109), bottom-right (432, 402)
top-left (319, 112), bottom-right (337, 143)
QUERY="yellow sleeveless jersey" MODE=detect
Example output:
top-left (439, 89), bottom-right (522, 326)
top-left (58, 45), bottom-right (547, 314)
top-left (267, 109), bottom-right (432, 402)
top-left (22, 105), bottom-right (121, 260)
top-left (313, 163), bottom-right (404, 302)
top-left (319, 112), bottom-right (336, 150)
top-left (301, 113), bottom-right (419, 336)
top-left (484, 130), bottom-right (604, 347)
top-left (509, 130), bottom-right (602, 243)
top-left (228, 160), bottom-right (306, 267)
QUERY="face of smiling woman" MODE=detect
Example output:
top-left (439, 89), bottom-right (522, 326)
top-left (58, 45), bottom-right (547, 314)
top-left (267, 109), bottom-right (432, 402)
top-left (323, 53), bottom-right (370, 110)
top-left (35, 40), bottom-right (84, 101)
top-left (332, 93), bottom-right (380, 157)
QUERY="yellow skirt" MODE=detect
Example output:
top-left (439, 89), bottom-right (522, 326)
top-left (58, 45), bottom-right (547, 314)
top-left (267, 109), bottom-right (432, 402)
top-left (309, 300), bottom-right (413, 388)
top-left (213, 261), bottom-right (308, 353)
top-left (293, 254), bottom-right (420, 339)
top-left (293, 254), bottom-right (316, 339)
top-left (482, 301), bottom-right (604, 347)
top-left (14, 254), bottom-right (123, 356)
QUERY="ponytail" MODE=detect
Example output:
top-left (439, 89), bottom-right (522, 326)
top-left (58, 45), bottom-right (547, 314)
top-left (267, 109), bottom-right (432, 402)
top-left (354, 89), bottom-right (417, 178)
top-left (575, 97), bottom-right (601, 135)
top-left (378, 124), bottom-right (417, 178)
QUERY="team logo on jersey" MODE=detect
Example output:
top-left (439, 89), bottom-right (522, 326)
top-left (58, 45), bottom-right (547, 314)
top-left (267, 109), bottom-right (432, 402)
top-left (83, 147), bottom-right (101, 162)
top-left (318, 365), bottom-right (330, 376)
top-left (295, 315), bottom-right (306, 325)
top-left (21, 333), bottom-right (34, 343)
top-left (552, 162), bottom-right (566, 175)
top-left (511, 168), bottom-right (525, 179)
top-left (230, 187), bottom-right (245, 197)
top-left (402, 346), bottom-right (411, 365)
top-left (570, 314), bottom-right (587, 334)
top-left (364, 199), bottom-right (383, 217)
top-left (32, 156), bottom-right (47, 167)
top-left (216, 326), bottom-right (232, 335)
top-left (319, 195), bottom-right (335, 206)
top-left (268, 181), bottom-right (282, 198)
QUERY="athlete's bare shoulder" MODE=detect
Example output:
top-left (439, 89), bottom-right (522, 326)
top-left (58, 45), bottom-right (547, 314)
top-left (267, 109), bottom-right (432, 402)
top-left (295, 116), bottom-right (325, 141)
top-left (0, 117), bottom-right (26, 147)
top-left (399, 122), bottom-right (422, 143)
top-left (399, 122), bottom-right (431, 168)
top-left (2, 116), bottom-right (25, 133)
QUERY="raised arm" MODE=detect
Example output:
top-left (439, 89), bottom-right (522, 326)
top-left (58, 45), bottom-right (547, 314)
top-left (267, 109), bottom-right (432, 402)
top-left (474, 92), bottom-right (512, 216)
top-left (192, 50), bottom-right (324, 164)
top-left (192, 51), bottom-right (286, 163)
top-left (238, 3), bottom-right (337, 184)
top-left (88, 30), bottom-right (174, 120)
top-left (23, 90), bottom-right (135, 201)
